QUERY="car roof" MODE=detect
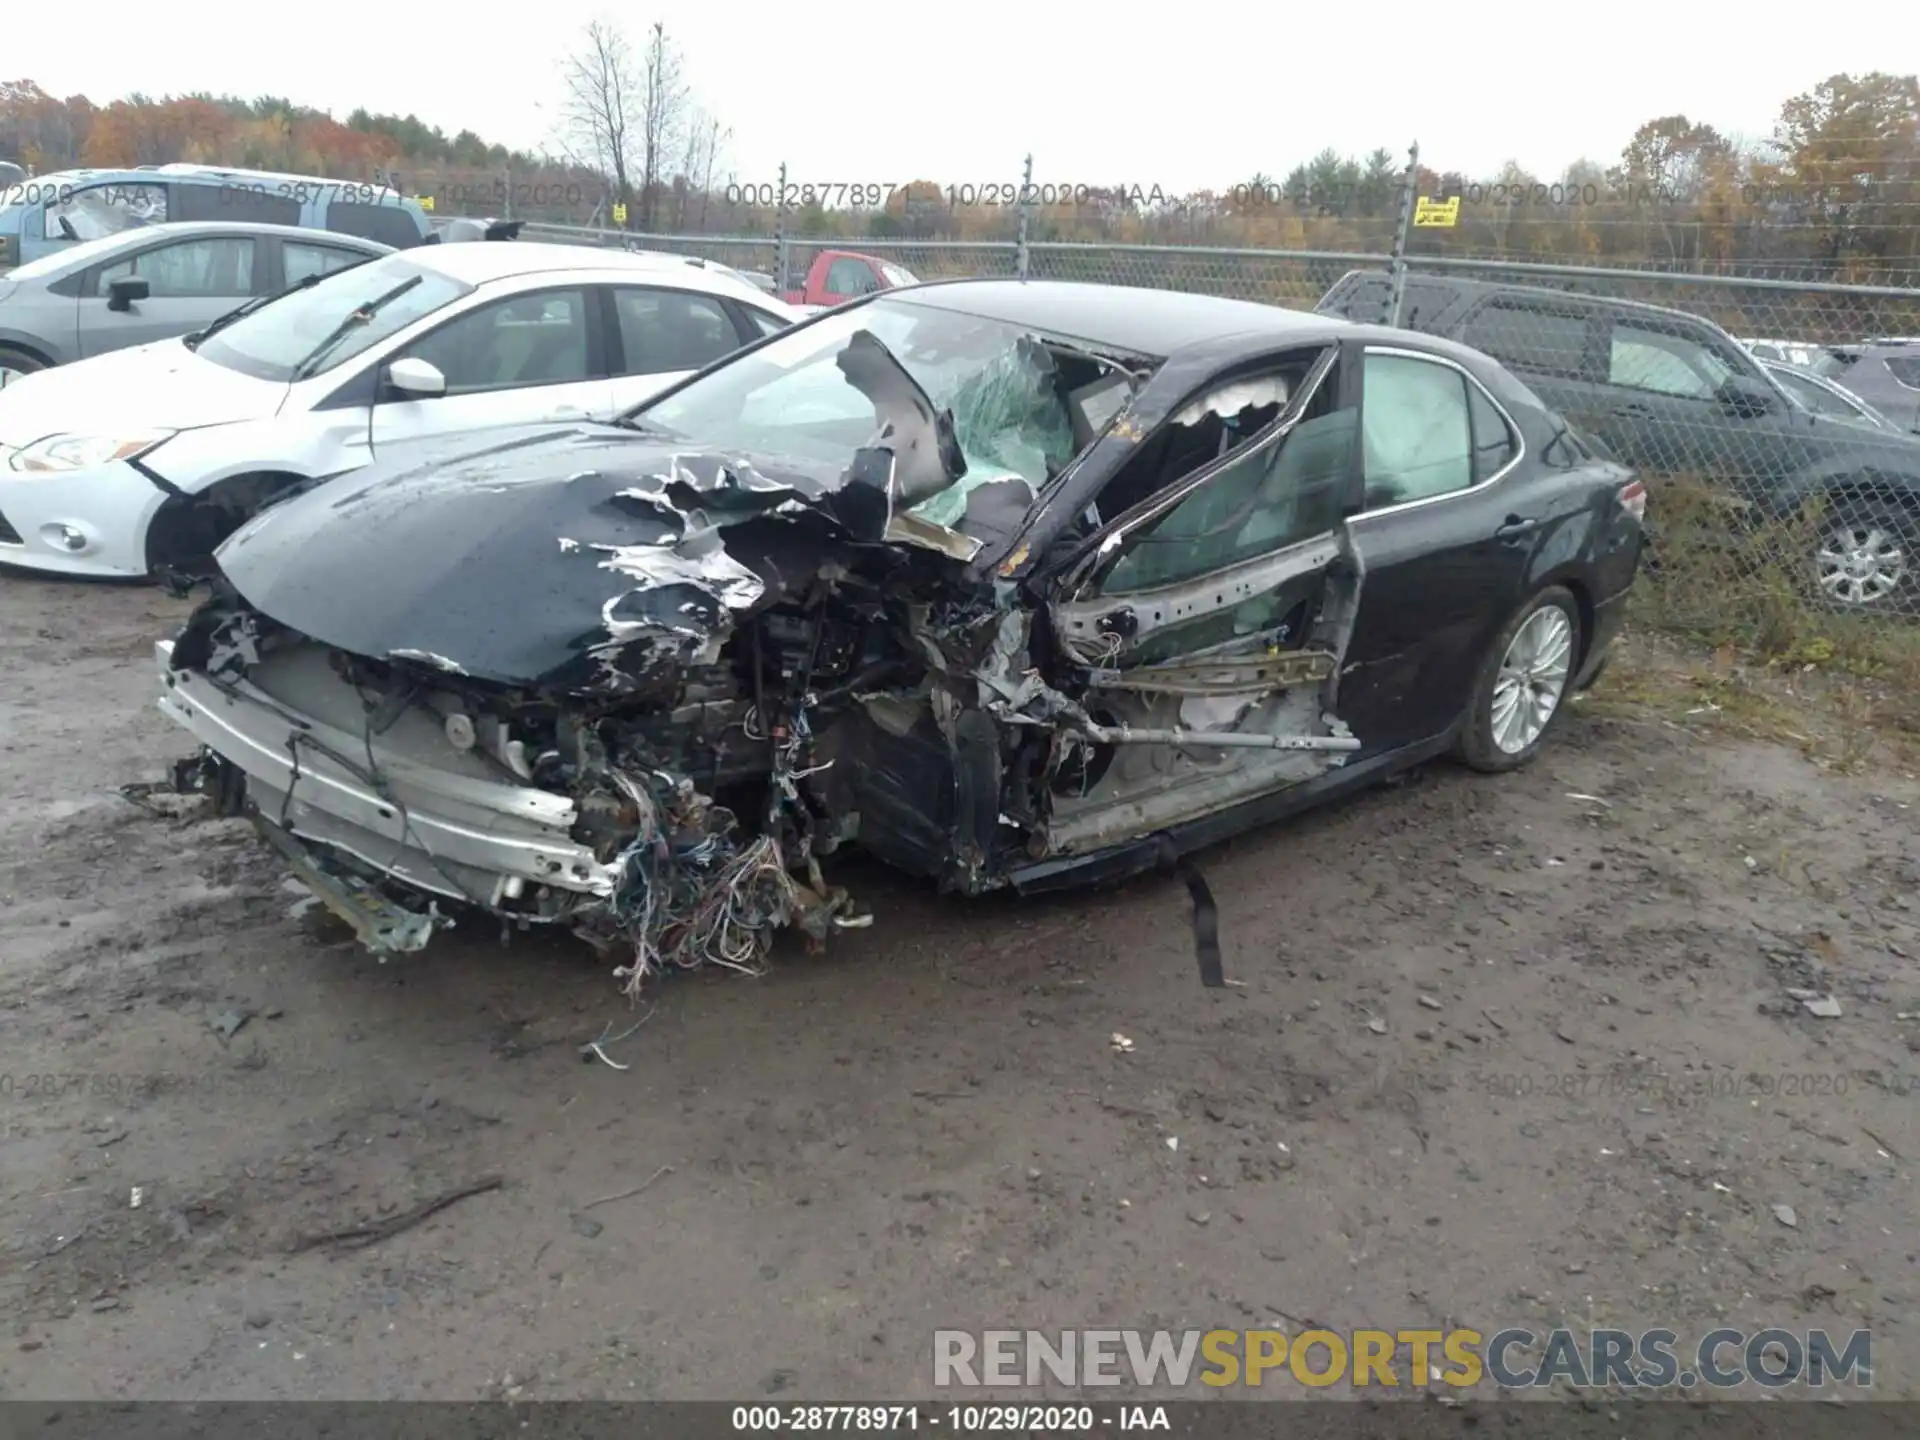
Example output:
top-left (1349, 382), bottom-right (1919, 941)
top-left (29, 163), bottom-right (417, 196)
top-left (10, 221), bottom-right (393, 278)
top-left (885, 279), bottom-right (1348, 359)
top-left (1324, 267), bottom-right (1748, 339)
top-left (406, 241), bottom-right (798, 310)
top-left (78, 220), bottom-right (390, 248)
top-left (148, 162), bottom-right (412, 190)
top-left (880, 279), bottom-right (1532, 390)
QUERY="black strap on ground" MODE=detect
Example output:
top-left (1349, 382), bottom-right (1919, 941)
top-left (1154, 832), bottom-right (1225, 988)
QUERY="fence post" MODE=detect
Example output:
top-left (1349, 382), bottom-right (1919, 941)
top-left (1016, 152), bottom-right (1034, 280)
top-left (1384, 141), bottom-right (1420, 327)
top-left (774, 161), bottom-right (791, 292)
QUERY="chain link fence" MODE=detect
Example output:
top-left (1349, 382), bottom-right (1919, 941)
top-left (513, 220), bottom-right (1920, 683)
top-left (1316, 261), bottom-right (1920, 669)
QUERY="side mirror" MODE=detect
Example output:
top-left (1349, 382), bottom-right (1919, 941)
top-left (106, 275), bottom-right (150, 312)
top-left (385, 356), bottom-right (447, 398)
top-left (1719, 375), bottom-right (1777, 418)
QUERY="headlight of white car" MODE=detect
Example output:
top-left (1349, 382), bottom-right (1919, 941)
top-left (7, 430), bottom-right (175, 474)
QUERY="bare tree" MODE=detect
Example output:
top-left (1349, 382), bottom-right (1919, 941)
top-left (560, 18), bottom-right (639, 228)
top-left (638, 21), bottom-right (689, 229)
top-left (675, 106), bottom-right (729, 231)
top-left (698, 116), bottom-right (730, 231)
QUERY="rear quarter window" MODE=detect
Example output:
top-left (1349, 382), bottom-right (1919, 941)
top-left (323, 200), bottom-right (428, 249)
top-left (1323, 278), bottom-right (1388, 318)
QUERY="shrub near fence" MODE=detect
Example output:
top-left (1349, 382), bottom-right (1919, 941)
top-left (517, 222), bottom-right (1920, 696)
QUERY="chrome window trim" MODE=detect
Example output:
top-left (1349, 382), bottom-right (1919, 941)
top-left (1348, 344), bottom-right (1527, 523)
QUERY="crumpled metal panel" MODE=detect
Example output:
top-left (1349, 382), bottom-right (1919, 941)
top-left (209, 423), bottom-right (977, 693)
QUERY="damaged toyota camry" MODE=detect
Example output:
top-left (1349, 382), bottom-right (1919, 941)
top-left (151, 279), bottom-right (1646, 992)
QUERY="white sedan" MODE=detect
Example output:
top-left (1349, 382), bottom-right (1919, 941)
top-left (0, 242), bottom-right (798, 578)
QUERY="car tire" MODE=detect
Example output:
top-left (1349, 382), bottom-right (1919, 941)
top-left (1810, 499), bottom-right (1914, 614)
top-left (1455, 585), bottom-right (1583, 774)
top-left (0, 346), bottom-right (47, 389)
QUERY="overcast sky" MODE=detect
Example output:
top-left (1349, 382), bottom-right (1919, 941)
top-left (7, 0), bottom-right (1907, 190)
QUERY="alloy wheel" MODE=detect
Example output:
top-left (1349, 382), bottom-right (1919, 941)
top-left (1490, 605), bottom-right (1574, 755)
top-left (1815, 522), bottom-right (1906, 607)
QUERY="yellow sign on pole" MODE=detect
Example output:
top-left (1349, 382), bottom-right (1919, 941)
top-left (417, 194), bottom-right (435, 212)
top-left (611, 202), bottom-right (628, 226)
top-left (1414, 195), bottom-right (1460, 228)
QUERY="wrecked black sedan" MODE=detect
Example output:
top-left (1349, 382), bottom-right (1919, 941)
top-left (153, 280), bottom-right (1645, 990)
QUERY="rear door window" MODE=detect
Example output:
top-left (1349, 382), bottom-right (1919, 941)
top-left (611, 286), bottom-right (740, 374)
top-left (1361, 353), bottom-right (1475, 507)
top-left (404, 288), bottom-right (593, 394)
top-left (1608, 323), bottom-right (1733, 399)
top-left (175, 182), bottom-right (300, 227)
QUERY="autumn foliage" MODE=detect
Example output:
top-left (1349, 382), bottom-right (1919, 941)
top-left (3, 73), bottom-right (1916, 281)
top-left (0, 79), bottom-right (606, 223)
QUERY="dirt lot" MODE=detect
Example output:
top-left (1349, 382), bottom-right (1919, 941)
top-left (2, 575), bottom-right (1917, 1402)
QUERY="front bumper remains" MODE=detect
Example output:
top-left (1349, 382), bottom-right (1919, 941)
top-left (154, 638), bottom-right (619, 953)
top-left (0, 452), bottom-right (172, 577)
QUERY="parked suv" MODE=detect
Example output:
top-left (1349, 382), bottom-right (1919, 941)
top-left (0, 163), bottom-right (434, 271)
top-left (1318, 271), bottom-right (1920, 613)
top-left (1760, 359), bottom-right (1900, 433)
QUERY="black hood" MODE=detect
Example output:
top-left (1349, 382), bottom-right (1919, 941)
top-left (212, 421), bottom-right (947, 692)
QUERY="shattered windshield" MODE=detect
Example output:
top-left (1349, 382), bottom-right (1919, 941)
top-left (632, 296), bottom-right (1079, 523)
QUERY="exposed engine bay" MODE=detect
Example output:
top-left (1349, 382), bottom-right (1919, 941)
top-left (154, 312), bottom-right (1364, 993)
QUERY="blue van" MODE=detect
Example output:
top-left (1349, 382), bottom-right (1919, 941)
top-left (0, 163), bottom-right (434, 270)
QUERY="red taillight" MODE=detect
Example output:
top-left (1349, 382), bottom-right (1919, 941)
top-left (1618, 479), bottom-right (1647, 522)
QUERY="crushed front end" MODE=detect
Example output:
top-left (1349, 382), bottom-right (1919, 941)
top-left (154, 526), bottom-right (957, 990)
top-left (153, 621), bottom-right (871, 985)
top-left (152, 312), bottom-right (1367, 991)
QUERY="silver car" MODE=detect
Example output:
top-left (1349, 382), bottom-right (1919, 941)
top-left (1808, 340), bottom-right (1920, 434)
top-left (0, 221), bottom-right (391, 387)
top-left (1760, 358), bottom-right (1900, 432)
top-left (1741, 336), bottom-right (1823, 368)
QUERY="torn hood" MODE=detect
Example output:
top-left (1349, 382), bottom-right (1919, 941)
top-left (209, 421), bottom-right (966, 691)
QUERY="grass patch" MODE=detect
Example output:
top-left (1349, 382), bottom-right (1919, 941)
top-left (1599, 474), bottom-right (1920, 759)
top-left (1580, 629), bottom-right (1919, 774)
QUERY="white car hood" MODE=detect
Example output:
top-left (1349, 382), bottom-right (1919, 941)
top-left (0, 340), bottom-right (289, 446)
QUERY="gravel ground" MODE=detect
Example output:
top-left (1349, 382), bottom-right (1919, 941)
top-left (2, 576), bottom-right (1916, 1402)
